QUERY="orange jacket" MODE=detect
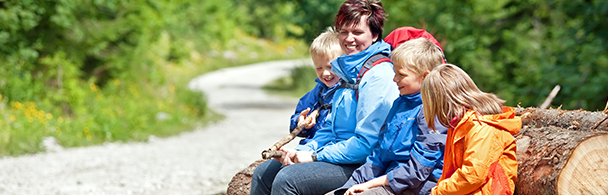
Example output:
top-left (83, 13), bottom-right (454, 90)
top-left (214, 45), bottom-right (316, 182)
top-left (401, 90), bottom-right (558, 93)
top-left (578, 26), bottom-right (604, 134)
top-left (431, 107), bottom-right (520, 195)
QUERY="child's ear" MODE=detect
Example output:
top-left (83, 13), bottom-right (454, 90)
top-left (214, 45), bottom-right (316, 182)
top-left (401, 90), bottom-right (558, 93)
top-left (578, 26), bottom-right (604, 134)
top-left (422, 71), bottom-right (430, 78)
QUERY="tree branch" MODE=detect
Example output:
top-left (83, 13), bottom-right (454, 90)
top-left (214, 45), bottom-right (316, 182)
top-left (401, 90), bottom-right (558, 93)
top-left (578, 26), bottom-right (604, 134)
top-left (261, 108), bottom-right (321, 159)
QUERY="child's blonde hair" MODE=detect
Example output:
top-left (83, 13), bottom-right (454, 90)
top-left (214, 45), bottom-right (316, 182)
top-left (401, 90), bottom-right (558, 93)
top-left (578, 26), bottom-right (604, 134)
top-left (390, 37), bottom-right (444, 76)
top-left (310, 27), bottom-right (343, 60)
top-left (421, 64), bottom-right (506, 130)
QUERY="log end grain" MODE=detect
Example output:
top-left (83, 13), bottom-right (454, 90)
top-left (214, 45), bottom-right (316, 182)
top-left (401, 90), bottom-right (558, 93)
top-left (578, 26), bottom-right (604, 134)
top-left (557, 134), bottom-right (608, 195)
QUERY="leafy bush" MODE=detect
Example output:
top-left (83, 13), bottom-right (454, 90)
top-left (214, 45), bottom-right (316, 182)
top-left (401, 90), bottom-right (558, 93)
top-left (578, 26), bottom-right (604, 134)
top-left (381, 0), bottom-right (608, 110)
top-left (0, 0), bottom-right (307, 156)
top-left (256, 0), bottom-right (608, 111)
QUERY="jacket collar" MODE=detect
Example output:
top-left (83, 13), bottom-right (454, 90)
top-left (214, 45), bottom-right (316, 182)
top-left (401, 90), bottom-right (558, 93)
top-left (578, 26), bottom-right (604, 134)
top-left (330, 41), bottom-right (392, 84)
top-left (396, 92), bottom-right (422, 106)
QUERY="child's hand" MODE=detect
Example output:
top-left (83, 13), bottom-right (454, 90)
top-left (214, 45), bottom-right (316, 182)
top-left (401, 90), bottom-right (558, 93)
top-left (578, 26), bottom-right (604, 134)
top-left (297, 108), bottom-right (317, 129)
top-left (296, 108), bottom-right (311, 127)
top-left (304, 114), bottom-right (317, 129)
top-left (344, 183), bottom-right (371, 195)
top-left (274, 147), bottom-right (297, 166)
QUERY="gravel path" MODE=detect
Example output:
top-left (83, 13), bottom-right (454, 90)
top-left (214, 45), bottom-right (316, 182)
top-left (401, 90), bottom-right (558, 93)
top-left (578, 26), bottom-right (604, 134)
top-left (0, 59), bottom-right (311, 195)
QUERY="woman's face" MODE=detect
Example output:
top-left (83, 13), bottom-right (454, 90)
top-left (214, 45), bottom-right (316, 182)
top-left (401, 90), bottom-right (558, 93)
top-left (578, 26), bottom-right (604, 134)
top-left (338, 15), bottom-right (378, 56)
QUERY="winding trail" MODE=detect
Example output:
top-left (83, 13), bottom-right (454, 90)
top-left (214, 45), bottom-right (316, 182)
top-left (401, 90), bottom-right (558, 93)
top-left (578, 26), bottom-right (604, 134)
top-left (0, 59), bottom-right (311, 195)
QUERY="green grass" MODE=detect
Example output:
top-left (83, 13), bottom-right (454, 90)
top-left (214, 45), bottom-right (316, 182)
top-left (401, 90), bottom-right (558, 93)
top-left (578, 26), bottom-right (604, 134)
top-left (0, 35), bottom-right (308, 157)
top-left (263, 64), bottom-right (319, 98)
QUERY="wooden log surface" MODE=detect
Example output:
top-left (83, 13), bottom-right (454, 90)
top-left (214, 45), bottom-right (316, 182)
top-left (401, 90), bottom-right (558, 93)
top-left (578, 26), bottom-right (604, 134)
top-left (515, 108), bottom-right (608, 195)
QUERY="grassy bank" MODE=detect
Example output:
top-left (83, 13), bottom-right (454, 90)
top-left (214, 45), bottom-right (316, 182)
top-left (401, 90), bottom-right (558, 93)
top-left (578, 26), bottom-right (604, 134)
top-left (0, 32), bottom-right (307, 157)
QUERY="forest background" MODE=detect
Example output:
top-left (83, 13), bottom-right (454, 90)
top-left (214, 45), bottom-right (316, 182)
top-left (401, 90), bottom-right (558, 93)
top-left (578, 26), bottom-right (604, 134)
top-left (1, 0), bottom-right (606, 156)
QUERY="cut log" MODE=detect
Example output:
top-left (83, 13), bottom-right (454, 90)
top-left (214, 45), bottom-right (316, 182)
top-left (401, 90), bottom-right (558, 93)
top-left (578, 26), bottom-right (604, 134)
top-left (227, 159), bottom-right (268, 195)
top-left (515, 108), bottom-right (608, 195)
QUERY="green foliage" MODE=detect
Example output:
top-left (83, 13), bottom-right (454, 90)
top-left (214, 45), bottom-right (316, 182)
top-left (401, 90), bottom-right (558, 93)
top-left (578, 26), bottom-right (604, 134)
top-left (380, 0), bottom-right (608, 110)
top-left (0, 0), bottom-right (307, 156)
top-left (259, 0), bottom-right (608, 111)
top-left (235, 0), bottom-right (343, 42)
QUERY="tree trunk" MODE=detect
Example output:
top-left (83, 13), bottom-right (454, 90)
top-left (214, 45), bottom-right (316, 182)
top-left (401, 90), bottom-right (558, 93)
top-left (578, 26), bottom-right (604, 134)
top-left (515, 108), bottom-right (608, 195)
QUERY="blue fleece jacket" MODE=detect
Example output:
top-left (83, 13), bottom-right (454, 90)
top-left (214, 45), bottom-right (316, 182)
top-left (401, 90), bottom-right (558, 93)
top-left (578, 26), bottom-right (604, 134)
top-left (338, 93), bottom-right (448, 194)
top-left (289, 78), bottom-right (337, 145)
top-left (295, 41), bottom-right (399, 164)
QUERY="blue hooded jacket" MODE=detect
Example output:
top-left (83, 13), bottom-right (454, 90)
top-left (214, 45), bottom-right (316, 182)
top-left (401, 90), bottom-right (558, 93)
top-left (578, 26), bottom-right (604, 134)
top-left (338, 92), bottom-right (448, 194)
top-left (295, 41), bottom-right (399, 164)
top-left (289, 78), bottom-right (338, 145)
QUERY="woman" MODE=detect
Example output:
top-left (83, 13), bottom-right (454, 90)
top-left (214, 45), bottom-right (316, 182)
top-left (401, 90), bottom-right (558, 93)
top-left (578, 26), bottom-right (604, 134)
top-left (250, 0), bottom-right (399, 194)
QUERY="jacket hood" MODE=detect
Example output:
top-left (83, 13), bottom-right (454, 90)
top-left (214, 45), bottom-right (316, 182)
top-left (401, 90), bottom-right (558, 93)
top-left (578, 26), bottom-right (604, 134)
top-left (330, 41), bottom-right (392, 84)
top-left (384, 26), bottom-right (444, 51)
top-left (456, 107), bottom-right (521, 136)
top-left (384, 26), bottom-right (446, 63)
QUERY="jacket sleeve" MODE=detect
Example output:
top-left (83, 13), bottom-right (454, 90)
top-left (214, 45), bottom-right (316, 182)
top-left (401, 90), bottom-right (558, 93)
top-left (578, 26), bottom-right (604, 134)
top-left (337, 163), bottom-right (386, 191)
top-left (316, 63), bottom-right (399, 164)
top-left (290, 84), bottom-right (322, 137)
top-left (387, 135), bottom-right (445, 193)
top-left (432, 125), bottom-right (496, 195)
top-left (294, 112), bottom-right (334, 152)
top-left (387, 110), bottom-right (447, 193)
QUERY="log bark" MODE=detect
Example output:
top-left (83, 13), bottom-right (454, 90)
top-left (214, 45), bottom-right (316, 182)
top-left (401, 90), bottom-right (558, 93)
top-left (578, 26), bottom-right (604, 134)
top-left (515, 108), bottom-right (608, 195)
top-left (227, 159), bottom-right (268, 195)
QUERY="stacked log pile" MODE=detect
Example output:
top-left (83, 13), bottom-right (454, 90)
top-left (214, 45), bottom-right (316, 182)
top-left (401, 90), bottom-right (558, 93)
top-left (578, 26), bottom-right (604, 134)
top-left (227, 108), bottom-right (608, 195)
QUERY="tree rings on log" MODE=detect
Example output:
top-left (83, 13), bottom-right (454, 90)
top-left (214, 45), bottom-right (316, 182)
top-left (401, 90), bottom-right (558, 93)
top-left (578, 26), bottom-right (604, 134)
top-left (557, 135), bottom-right (608, 195)
top-left (515, 108), bottom-right (608, 195)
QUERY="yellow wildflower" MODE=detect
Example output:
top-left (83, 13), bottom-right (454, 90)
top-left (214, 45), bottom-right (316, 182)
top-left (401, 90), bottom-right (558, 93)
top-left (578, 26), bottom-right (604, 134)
top-left (12, 102), bottom-right (23, 109)
top-left (90, 83), bottom-right (100, 92)
top-left (169, 85), bottom-right (175, 93)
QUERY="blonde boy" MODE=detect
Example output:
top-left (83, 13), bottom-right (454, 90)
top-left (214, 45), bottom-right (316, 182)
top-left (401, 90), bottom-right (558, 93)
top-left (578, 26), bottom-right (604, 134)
top-left (335, 37), bottom-right (448, 195)
top-left (290, 28), bottom-right (343, 144)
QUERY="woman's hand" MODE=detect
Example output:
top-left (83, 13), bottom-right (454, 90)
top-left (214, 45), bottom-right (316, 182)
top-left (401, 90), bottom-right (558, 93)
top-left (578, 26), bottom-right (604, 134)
top-left (274, 147), bottom-right (297, 166)
top-left (293, 151), bottom-right (314, 164)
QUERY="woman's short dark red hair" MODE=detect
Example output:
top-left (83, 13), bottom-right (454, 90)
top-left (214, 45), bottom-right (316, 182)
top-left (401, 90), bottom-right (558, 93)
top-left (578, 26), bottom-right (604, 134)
top-left (334, 0), bottom-right (388, 42)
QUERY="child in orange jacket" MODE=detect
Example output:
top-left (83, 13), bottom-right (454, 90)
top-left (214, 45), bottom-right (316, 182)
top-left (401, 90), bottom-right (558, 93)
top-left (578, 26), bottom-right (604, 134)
top-left (420, 64), bottom-right (521, 195)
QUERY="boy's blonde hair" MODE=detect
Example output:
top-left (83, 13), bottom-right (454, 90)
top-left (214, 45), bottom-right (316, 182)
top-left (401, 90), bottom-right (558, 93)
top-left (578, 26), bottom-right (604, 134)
top-left (421, 64), bottom-right (506, 130)
top-left (390, 37), bottom-right (444, 76)
top-left (309, 27), bottom-right (343, 60)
